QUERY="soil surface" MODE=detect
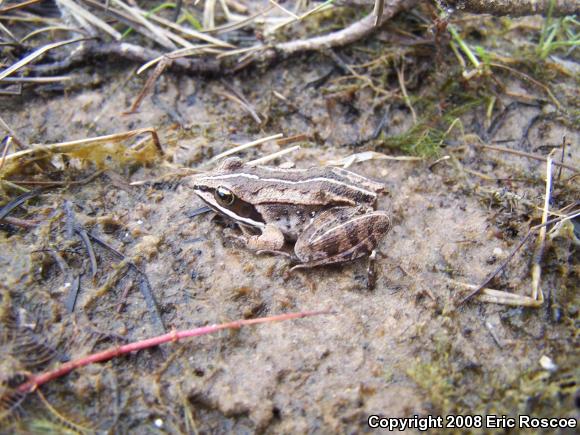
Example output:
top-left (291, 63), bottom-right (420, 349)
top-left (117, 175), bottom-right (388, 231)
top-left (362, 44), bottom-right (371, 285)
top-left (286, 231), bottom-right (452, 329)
top-left (0, 6), bottom-right (579, 434)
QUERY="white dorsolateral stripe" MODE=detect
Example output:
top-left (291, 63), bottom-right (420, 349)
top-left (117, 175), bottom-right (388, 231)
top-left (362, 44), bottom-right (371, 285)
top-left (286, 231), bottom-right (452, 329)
top-left (198, 173), bottom-right (378, 198)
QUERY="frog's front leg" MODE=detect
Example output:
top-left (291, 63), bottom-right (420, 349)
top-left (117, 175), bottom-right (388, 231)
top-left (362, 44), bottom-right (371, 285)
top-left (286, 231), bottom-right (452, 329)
top-left (245, 223), bottom-right (286, 253)
top-left (292, 206), bottom-right (391, 269)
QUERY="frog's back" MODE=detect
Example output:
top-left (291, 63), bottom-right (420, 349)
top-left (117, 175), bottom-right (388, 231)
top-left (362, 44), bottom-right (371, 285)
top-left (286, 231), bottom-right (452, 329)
top-left (247, 163), bottom-right (385, 207)
top-left (192, 157), bottom-right (386, 207)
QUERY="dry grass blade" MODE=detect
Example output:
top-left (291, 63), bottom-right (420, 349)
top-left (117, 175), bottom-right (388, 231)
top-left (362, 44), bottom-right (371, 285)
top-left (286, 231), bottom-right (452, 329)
top-left (451, 281), bottom-right (543, 307)
top-left (208, 133), bottom-right (284, 163)
top-left (0, 0), bottom-right (42, 14)
top-left (1, 76), bottom-right (71, 84)
top-left (0, 128), bottom-right (162, 177)
top-left (247, 145), bottom-right (301, 166)
top-left (267, 0), bottom-right (299, 19)
top-left (265, 0), bottom-right (334, 35)
top-left (203, 0), bottom-right (217, 29)
top-left (0, 37), bottom-right (87, 82)
top-left (20, 26), bottom-right (85, 43)
top-left (373, 0), bottom-right (385, 26)
top-left (326, 151), bottom-right (422, 168)
top-left (459, 211), bottom-right (580, 306)
top-left (58, 0), bottom-right (122, 40)
top-left (209, 5), bottom-right (274, 35)
top-left (0, 138), bottom-right (11, 172)
top-left (531, 152), bottom-right (555, 302)
top-left (109, 0), bottom-right (176, 49)
top-left (218, 79), bottom-right (262, 124)
top-left (0, 22), bottom-right (18, 44)
top-left (141, 10), bottom-right (234, 48)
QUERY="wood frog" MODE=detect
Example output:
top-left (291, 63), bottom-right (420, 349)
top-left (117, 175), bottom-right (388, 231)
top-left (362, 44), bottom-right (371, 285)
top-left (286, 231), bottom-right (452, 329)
top-left (189, 157), bottom-right (391, 270)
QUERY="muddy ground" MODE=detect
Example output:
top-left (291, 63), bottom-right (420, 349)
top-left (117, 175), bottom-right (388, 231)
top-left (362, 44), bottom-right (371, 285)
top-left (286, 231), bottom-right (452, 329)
top-left (1, 6), bottom-right (579, 435)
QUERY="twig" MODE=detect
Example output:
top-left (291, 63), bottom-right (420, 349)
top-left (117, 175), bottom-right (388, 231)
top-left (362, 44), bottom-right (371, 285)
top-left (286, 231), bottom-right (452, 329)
top-left (444, 0), bottom-right (579, 17)
top-left (479, 143), bottom-right (579, 174)
top-left (557, 136), bottom-right (566, 181)
top-left (0, 216), bottom-right (39, 228)
top-left (32, 41), bottom-right (222, 76)
top-left (255, 0), bottom-right (418, 62)
top-left (396, 62), bottom-right (417, 124)
top-left (16, 310), bottom-right (332, 394)
top-left (489, 63), bottom-right (562, 111)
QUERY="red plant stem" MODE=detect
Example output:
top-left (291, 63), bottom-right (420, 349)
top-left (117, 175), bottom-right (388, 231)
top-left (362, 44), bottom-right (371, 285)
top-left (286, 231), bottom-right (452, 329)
top-left (17, 310), bottom-right (331, 394)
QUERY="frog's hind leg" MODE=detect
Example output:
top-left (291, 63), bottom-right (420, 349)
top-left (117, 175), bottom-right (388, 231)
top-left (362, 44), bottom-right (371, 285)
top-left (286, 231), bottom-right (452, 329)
top-left (292, 207), bottom-right (391, 269)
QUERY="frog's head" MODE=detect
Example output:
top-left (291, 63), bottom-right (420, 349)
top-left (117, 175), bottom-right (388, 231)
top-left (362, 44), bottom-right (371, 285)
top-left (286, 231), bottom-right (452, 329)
top-left (188, 158), bottom-right (265, 228)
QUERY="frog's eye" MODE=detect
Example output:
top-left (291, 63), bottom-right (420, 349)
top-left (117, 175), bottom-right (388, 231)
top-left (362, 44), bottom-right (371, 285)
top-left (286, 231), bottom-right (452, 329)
top-left (215, 186), bottom-right (235, 205)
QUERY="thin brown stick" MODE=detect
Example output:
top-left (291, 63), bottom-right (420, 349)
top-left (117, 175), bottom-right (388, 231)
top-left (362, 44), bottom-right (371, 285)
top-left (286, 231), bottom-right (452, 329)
top-left (480, 144), bottom-right (579, 174)
top-left (489, 63), bottom-right (561, 110)
top-left (16, 310), bottom-right (331, 394)
top-left (0, 216), bottom-right (39, 228)
top-left (0, 115), bottom-right (27, 149)
top-left (557, 136), bottom-right (566, 181)
top-left (6, 170), bottom-right (104, 187)
top-left (125, 57), bottom-right (171, 114)
top-left (445, 0), bottom-right (579, 17)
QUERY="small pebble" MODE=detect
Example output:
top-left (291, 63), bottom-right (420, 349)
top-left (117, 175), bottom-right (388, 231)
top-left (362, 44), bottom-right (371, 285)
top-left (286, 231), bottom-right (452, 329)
top-left (539, 355), bottom-right (558, 372)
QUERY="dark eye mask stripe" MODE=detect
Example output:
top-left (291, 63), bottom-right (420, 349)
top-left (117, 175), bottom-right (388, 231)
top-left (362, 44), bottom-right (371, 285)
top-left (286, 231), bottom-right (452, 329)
top-left (228, 196), bottom-right (265, 224)
top-left (194, 186), bottom-right (265, 226)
